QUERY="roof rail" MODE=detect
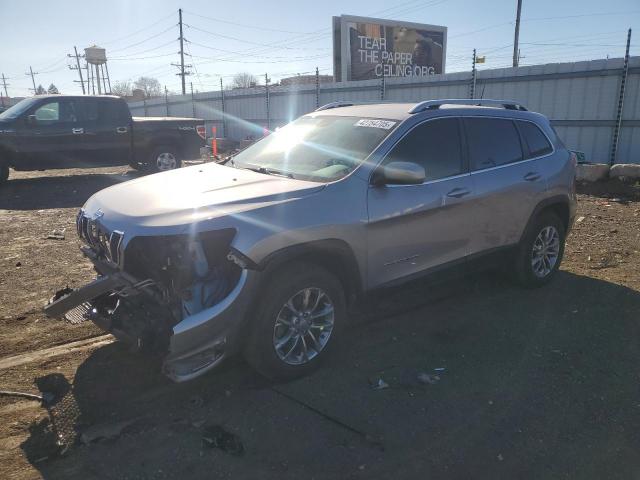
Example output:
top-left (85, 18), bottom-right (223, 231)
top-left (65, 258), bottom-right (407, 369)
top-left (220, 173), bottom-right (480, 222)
top-left (315, 101), bottom-right (355, 112)
top-left (408, 99), bottom-right (528, 114)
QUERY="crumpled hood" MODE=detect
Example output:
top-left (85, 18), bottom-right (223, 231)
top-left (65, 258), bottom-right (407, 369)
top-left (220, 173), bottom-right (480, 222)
top-left (83, 162), bottom-right (325, 231)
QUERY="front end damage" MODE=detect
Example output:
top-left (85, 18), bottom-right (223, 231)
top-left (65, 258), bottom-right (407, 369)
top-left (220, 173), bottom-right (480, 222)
top-left (45, 210), bottom-right (257, 382)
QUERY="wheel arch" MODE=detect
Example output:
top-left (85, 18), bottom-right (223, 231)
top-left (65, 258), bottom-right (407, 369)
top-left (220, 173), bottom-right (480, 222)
top-left (521, 195), bottom-right (571, 242)
top-left (257, 239), bottom-right (364, 307)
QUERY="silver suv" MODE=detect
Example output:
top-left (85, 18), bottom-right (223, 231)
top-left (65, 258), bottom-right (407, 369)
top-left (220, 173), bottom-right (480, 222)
top-left (46, 99), bottom-right (577, 382)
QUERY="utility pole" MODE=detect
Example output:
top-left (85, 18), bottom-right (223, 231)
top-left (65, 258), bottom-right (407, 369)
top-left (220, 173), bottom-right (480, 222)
top-left (265, 73), bottom-right (270, 131)
top-left (68, 46), bottom-right (86, 94)
top-left (1, 73), bottom-right (9, 98)
top-left (172, 8), bottom-right (191, 95)
top-left (27, 66), bottom-right (37, 94)
top-left (610, 28), bottom-right (632, 165)
top-left (179, 8), bottom-right (186, 95)
top-left (470, 49), bottom-right (477, 99)
top-left (165, 86), bottom-right (170, 116)
top-left (513, 0), bottom-right (523, 67)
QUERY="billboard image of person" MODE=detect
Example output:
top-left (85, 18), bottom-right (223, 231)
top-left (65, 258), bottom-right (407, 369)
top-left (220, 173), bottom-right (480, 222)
top-left (333, 15), bottom-right (447, 82)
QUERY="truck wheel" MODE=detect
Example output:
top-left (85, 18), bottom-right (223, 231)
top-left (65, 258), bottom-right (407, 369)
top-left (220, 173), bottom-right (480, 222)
top-left (244, 263), bottom-right (346, 381)
top-left (513, 212), bottom-right (565, 288)
top-left (150, 145), bottom-right (182, 172)
top-left (0, 161), bottom-right (8, 186)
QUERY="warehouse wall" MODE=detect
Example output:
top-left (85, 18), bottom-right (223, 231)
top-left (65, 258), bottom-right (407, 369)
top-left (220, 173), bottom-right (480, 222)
top-left (129, 56), bottom-right (640, 164)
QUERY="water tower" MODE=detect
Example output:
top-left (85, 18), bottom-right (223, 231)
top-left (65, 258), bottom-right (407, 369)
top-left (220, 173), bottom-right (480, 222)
top-left (84, 45), bottom-right (111, 95)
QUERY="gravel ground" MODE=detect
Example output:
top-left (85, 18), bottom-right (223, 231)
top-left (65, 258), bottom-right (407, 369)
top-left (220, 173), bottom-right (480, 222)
top-left (1, 167), bottom-right (639, 479)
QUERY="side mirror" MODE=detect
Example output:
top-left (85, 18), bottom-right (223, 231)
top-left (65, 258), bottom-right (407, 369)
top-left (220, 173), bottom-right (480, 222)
top-left (26, 115), bottom-right (37, 126)
top-left (374, 161), bottom-right (426, 186)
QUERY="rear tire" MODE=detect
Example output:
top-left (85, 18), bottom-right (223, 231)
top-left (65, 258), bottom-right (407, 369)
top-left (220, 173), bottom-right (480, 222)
top-left (514, 212), bottom-right (565, 288)
top-left (0, 161), bottom-right (8, 186)
top-left (244, 263), bottom-right (346, 381)
top-left (149, 145), bottom-right (181, 172)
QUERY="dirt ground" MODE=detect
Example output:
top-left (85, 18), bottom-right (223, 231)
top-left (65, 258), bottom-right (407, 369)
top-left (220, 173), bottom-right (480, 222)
top-left (1, 166), bottom-right (639, 479)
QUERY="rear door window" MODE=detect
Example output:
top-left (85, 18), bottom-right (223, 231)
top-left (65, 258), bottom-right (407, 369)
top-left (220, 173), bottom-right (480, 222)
top-left (517, 121), bottom-right (553, 158)
top-left (385, 118), bottom-right (464, 181)
top-left (464, 118), bottom-right (523, 171)
top-left (99, 100), bottom-right (128, 123)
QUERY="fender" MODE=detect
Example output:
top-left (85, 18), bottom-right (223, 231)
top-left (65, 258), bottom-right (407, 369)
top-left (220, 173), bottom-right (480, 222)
top-left (256, 238), bottom-right (364, 301)
top-left (520, 194), bottom-right (572, 243)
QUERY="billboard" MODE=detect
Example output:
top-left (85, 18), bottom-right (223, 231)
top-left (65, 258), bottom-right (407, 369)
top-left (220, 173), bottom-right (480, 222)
top-left (332, 15), bottom-right (447, 82)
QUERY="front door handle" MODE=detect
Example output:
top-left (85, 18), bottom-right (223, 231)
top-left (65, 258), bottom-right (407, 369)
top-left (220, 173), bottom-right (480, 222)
top-left (524, 172), bottom-right (541, 182)
top-left (116, 126), bottom-right (128, 134)
top-left (446, 187), bottom-right (471, 198)
top-left (72, 128), bottom-right (84, 135)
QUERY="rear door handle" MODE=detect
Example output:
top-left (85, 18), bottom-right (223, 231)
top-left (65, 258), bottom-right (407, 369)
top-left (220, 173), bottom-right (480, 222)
top-left (446, 187), bottom-right (471, 198)
top-left (116, 127), bottom-right (128, 134)
top-left (524, 172), bottom-right (541, 182)
top-left (72, 128), bottom-right (84, 135)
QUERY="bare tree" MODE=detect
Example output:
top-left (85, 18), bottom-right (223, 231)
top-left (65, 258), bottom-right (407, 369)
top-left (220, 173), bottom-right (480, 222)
top-left (47, 84), bottom-right (60, 94)
top-left (231, 72), bottom-right (259, 89)
top-left (111, 80), bottom-right (132, 97)
top-left (133, 76), bottom-right (162, 98)
top-left (35, 84), bottom-right (47, 95)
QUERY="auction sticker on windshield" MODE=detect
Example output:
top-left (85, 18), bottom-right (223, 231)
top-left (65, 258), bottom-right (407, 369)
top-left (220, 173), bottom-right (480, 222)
top-left (354, 119), bottom-right (396, 129)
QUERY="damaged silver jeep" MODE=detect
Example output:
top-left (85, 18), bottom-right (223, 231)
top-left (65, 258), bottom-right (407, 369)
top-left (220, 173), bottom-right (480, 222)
top-left (45, 100), bottom-right (576, 382)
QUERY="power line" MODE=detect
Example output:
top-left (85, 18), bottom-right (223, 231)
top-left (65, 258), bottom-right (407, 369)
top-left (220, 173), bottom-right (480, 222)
top-left (110, 24), bottom-right (177, 53)
top-left (110, 39), bottom-right (178, 59)
top-left (101, 11), bottom-right (176, 45)
top-left (522, 9), bottom-right (640, 22)
top-left (184, 23), bottom-right (330, 51)
top-left (182, 10), bottom-right (309, 34)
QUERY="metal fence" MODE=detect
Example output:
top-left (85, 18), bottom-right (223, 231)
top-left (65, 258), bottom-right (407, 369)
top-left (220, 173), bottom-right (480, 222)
top-left (129, 56), bottom-right (640, 164)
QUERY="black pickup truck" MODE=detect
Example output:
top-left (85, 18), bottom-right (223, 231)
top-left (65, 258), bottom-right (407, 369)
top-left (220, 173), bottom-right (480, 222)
top-left (0, 95), bottom-right (206, 185)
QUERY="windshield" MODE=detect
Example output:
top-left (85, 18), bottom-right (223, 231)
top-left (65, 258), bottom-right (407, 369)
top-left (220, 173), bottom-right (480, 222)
top-left (0, 98), bottom-right (39, 120)
top-left (231, 115), bottom-right (397, 182)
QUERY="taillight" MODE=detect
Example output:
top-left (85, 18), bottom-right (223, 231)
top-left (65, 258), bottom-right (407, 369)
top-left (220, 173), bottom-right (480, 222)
top-left (569, 151), bottom-right (578, 166)
top-left (196, 125), bottom-right (206, 139)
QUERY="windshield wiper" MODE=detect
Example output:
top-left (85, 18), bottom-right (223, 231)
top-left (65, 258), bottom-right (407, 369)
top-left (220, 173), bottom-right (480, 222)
top-left (238, 164), bottom-right (294, 178)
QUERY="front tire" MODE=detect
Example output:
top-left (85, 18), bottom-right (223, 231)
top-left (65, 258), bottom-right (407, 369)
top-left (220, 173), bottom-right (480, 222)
top-left (244, 263), bottom-right (346, 381)
top-left (149, 145), bottom-right (181, 172)
top-left (514, 212), bottom-right (565, 287)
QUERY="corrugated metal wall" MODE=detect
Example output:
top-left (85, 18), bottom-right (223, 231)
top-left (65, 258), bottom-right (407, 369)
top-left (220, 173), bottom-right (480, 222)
top-left (129, 56), bottom-right (640, 164)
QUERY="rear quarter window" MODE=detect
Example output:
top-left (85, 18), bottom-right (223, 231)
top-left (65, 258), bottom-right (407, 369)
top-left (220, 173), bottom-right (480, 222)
top-left (517, 121), bottom-right (553, 158)
top-left (464, 118), bottom-right (523, 171)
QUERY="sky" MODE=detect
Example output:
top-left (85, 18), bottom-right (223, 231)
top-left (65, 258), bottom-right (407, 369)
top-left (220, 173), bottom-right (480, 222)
top-left (0, 0), bottom-right (639, 97)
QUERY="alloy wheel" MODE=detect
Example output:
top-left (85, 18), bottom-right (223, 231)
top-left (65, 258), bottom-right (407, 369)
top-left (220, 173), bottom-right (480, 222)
top-left (531, 225), bottom-right (560, 278)
top-left (156, 152), bottom-right (177, 171)
top-left (273, 287), bottom-right (335, 366)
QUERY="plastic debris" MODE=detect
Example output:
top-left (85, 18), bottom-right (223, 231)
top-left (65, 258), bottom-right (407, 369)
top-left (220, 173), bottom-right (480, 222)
top-left (417, 373), bottom-right (440, 385)
top-left (370, 378), bottom-right (390, 390)
top-left (202, 425), bottom-right (244, 456)
top-left (434, 367), bottom-right (446, 372)
top-left (46, 229), bottom-right (65, 240)
top-left (498, 453), bottom-right (504, 461)
top-left (576, 216), bottom-right (586, 223)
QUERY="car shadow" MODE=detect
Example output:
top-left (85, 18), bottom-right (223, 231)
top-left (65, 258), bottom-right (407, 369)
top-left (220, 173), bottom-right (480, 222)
top-left (20, 271), bottom-right (640, 479)
top-left (0, 170), bottom-right (146, 211)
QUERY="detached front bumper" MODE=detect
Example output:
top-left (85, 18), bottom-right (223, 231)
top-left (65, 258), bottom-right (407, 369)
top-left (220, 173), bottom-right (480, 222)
top-left (45, 249), bottom-right (260, 383)
top-left (163, 268), bottom-right (259, 382)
